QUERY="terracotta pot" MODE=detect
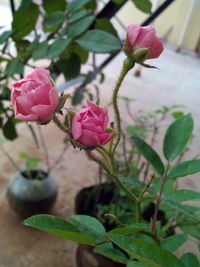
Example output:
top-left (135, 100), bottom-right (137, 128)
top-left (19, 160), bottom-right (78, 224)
top-left (7, 170), bottom-right (58, 218)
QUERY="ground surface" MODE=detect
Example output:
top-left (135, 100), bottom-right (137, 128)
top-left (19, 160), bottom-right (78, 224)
top-left (0, 46), bottom-right (200, 266)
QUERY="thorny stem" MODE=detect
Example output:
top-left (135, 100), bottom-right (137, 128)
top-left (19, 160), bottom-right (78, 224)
top-left (151, 163), bottom-right (170, 233)
top-left (53, 115), bottom-right (70, 135)
top-left (112, 58), bottom-right (135, 154)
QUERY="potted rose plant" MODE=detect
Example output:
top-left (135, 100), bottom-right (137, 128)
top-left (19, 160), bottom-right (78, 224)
top-left (7, 24), bottom-right (200, 266)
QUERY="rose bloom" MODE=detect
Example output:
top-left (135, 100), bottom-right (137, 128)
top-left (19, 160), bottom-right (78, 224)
top-left (11, 67), bottom-right (59, 122)
top-left (72, 101), bottom-right (113, 147)
top-left (124, 24), bottom-right (163, 59)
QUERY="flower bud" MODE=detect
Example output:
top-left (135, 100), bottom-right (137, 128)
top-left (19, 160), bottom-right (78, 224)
top-left (123, 24), bottom-right (163, 61)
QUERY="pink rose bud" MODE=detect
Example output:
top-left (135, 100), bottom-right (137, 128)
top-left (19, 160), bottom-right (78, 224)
top-left (11, 67), bottom-right (59, 122)
top-left (72, 100), bottom-right (113, 147)
top-left (124, 24), bottom-right (164, 61)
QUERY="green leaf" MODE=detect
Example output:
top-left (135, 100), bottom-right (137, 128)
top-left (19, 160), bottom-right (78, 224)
top-left (72, 89), bottom-right (84, 106)
top-left (43, 11), bottom-right (65, 30)
top-left (108, 234), bottom-right (185, 267)
top-left (172, 111), bottom-right (184, 119)
top-left (48, 38), bottom-right (71, 59)
top-left (68, 15), bottom-right (94, 38)
top-left (76, 30), bottom-right (121, 53)
top-left (0, 30), bottom-right (12, 44)
top-left (73, 45), bottom-right (89, 64)
top-left (131, 0), bottom-right (152, 13)
top-left (94, 243), bottom-right (128, 264)
top-left (167, 160), bottom-right (200, 179)
top-left (108, 223), bottom-right (150, 235)
top-left (32, 41), bottom-right (48, 60)
top-left (24, 214), bottom-right (96, 245)
top-left (19, 0), bottom-right (32, 10)
top-left (69, 215), bottom-right (105, 241)
top-left (67, 0), bottom-right (91, 13)
top-left (163, 114), bottom-right (193, 162)
top-left (180, 253), bottom-right (200, 267)
top-left (165, 190), bottom-right (200, 202)
top-left (121, 177), bottom-right (146, 190)
top-left (164, 200), bottom-right (200, 221)
top-left (127, 262), bottom-right (147, 267)
top-left (26, 157), bottom-right (41, 170)
top-left (57, 53), bottom-right (80, 80)
top-left (179, 218), bottom-right (200, 240)
top-left (95, 18), bottom-right (118, 36)
top-left (160, 234), bottom-right (187, 252)
top-left (5, 59), bottom-right (24, 76)
top-left (126, 125), bottom-right (146, 137)
top-left (12, 3), bottom-right (39, 40)
top-left (42, 0), bottom-right (66, 14)
top-left (132, 137), bottom-right (165, 176)
top-left (3, 119), bottom-right (18, 140)
top-left (68, 10), bottom-right (88, 24)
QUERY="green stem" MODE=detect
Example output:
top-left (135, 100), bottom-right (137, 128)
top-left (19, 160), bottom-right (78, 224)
top-left (0, 144), bottom-right (21, 172)
top-left (152, 163), bottom-right (170, 233)
top-left (53, 115), bottom-right (70, 135)
top-left (112, 58), bottom-right (135, 153)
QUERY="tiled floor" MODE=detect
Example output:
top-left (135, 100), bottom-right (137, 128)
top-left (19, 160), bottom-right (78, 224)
top-left (0, 44), bottom-right (200, 265)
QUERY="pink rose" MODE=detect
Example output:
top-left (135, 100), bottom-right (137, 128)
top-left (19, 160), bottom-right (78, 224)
top-left (72, 101), bottom-right (113, 147)
top-left (11, 67), bottom-right (59, 122)
top-left (124, 24), bottom-right (163, 60)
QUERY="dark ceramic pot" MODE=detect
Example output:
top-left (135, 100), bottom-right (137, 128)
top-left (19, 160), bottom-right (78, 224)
top-left (7, 170), bottom-right (58, 218)
top-left (75, 184), bottom-right (126, 267)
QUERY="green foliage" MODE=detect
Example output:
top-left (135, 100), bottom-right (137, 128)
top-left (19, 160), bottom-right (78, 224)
top-left (164, 201), bottom-right (200, 222)
top-left (32, 41), bottom-right (48, 60)
top-left (167, 160), bottom-right (200, 179)
top-left (5, 58), bottom-right (24, 76)
top-left (3, 118), bottom-right (18, 140)
top-left (109, 223), bottom-right (150, 235)
top-left (57, 54), bottom-right (81, 80)
top-left (69, 215), bottom-right (105, 242)
top-left (108, 234), bottom-right (185, 267)
top-left (19, 152), bottom-right (41, 171)
top-left (165, 190), bottom-right (200, 202)
top-left (127, 262), bottom-right (147, 267)
top-left (94, 243), bottom-right (129, 264)
top-left (76, 30), bottom-right (121, 53)
top-left (43, 11), bottom-right (65, 31)
top-left (95, 18), bottom-right (118, 36)
top-left (68, 16), bottom-right (95, 38)
top-left (48, 39), bottom-right (71, 59)
top-left (67, 0), bottom-right (91, 13)
top-left (12, 3), bottom-right (39, 40)
top-left (68, 10), bottom-right (88, 24)
top-left (131, 0), bottom-right (152, 14)
top-left (24, 214), bottom-right (96, 245)
top-left (42, 0), bottom-right (66, 14)
top-left (163, 114), bottom-right (193, 162)
top-left (160, 234), bottom-right (187, 252)
top-left (0, 30), bottom-right (12, 44)
top-left (180, 253), bottom-right (200, 267)
top-left (132, 137), bottom-right (165, 176)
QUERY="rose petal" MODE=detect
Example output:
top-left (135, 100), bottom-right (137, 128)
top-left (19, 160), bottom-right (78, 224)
top-left (72, 114), bottom-right (83, 140)
top-left (25, 67), bottom-right (51, 84)
top-left (78, 129), bottom-right (100, 147)
top-left (15, 112), bottom-right (38, 122)
top-left (31, 104), bottom-right (55, 121)
top-left (99, 132), bottom-right (113, 145)
top-left (35, 83), bottom-right (52, 105)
